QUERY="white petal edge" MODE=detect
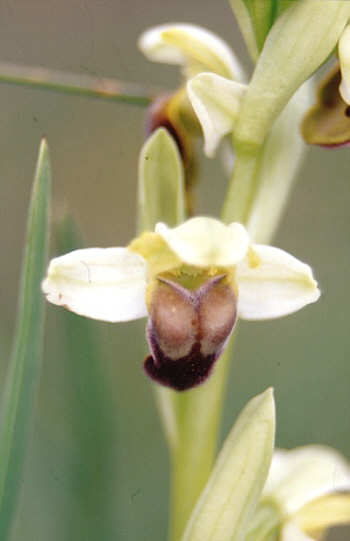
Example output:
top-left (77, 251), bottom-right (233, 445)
top-left (156, 217), bottom-right (249, 268)
top-left (281, 521), bottom-right (314, 541)
top-left (187, 73), bottom-right (246, 157)
top-left (138, 23), bottom-right (244, 80)
top-left (262, 445), bottom-right (350, 516)
top-left (236, 244), bottom-right (320, 320)
top-left (339, 24), bottom-right (350, 105)
top-left (42, 247), bottom-right (148, 322)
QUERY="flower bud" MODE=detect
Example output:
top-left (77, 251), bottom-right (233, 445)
top-left (144, 274), bottom-right (238, 391)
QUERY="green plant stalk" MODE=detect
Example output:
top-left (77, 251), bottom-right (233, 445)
top-left (221, 143), bottom-right (263, 226)
top-left (0, 61), bottom-right (156, 107)
top-left (136, 128), bottom-right (243, 541)
top-left (156, 337), bottom-right (236, 541)
top-left (0, 140), bottom-right (51, 538)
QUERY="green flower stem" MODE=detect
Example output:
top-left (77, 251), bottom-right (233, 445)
top-left (136, 127), bottom-right (241, 541)
top-left (0, 60), bottom-right (156, 107)
top-left (156, 337), bottom-right (236, 541)
top-left (221, 143), bottom-right (263, 226)
top-left (222, 80), bottom-right (310, 243)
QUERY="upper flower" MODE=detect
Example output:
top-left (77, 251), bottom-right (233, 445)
top-left (138, 23), bottom-right (247, 159)
top-left (42, 217), bottom-right (320, 390)
top-left (187, 3), bottom-right (350, 156)
top-left (138, 23), bottom-right (245, 81)
top-left (250, 445), bottom-right (350, 541)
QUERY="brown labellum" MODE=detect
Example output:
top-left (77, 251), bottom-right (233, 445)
top-left (144, 274), bottom-right (237, 391)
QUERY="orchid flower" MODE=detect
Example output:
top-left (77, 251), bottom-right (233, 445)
top-left (42, 217), bottom-right (319, 391)
top-left (138, 23), bottom-right (247, 160)
top-left (247, 445), bottom-right (350, 541)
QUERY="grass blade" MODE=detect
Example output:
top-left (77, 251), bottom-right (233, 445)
top-left (0, 139), bottom-right (51, 538)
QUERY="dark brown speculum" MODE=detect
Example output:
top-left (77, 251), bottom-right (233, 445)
top-left (144, 274), bottom-right (237, 391)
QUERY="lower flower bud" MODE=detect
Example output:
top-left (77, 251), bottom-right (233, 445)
top-left (144, 274), bottom-right (237, 391)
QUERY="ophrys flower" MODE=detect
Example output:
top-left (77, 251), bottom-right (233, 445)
top-left (42, 217), bottom-right (320, 391)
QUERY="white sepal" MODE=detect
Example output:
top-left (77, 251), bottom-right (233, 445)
top-left (236, 245), bottom-right (320, 320)
top-left (42, 247), bottom-right (148, 322)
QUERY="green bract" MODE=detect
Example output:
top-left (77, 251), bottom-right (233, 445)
top-left (181, 388), bottom-right (275, 541)
top-left (138, 128), bottom-right (186, 232)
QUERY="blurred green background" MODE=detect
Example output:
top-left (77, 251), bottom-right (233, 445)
top-left (0, 1), bottom-right (349, 540)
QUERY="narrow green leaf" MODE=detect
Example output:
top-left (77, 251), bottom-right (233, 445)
top-left (181, 388), bottom-right (275, 541)
top-left (137, 128), bottom-right (186, 233)
top-left (0, 139), bottom-right (51, 538)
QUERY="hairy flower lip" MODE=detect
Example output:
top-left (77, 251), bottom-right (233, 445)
top-left (143, 347), bottom-right (217, 392)
top-left (144, 274), bottom-right (237, 391)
